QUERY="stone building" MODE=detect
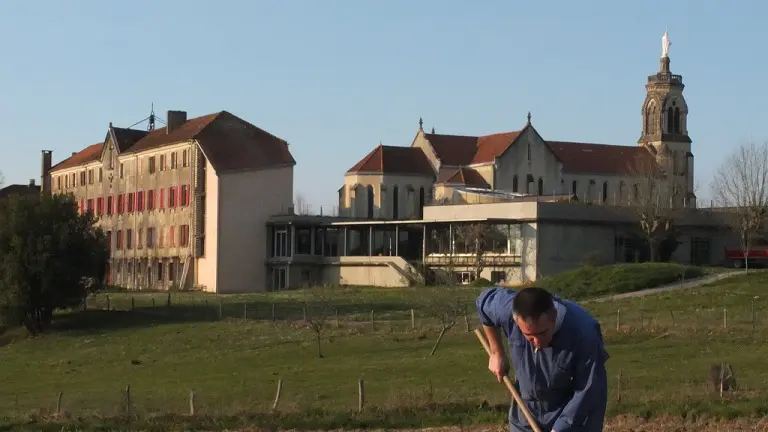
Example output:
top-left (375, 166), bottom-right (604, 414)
top-left (339, 31), bottom-right (695, 220)
top-left (45, 109), bottom-right (296, 293)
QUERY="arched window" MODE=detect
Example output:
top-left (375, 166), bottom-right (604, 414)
top-left (512, 175), bottom-right (519, 193)
top-left (667, 107), bottom-right (674, 134)
top-left (366, 185), bottom-right (374, 219)
top-left (673, 107), bottom-right (681, 133)
top-left (602, 182), bottom-right (608, 203)
top-left (571, 180), bottom-right (577, 195)
top-left (537, 178), bottom-right (544, 195)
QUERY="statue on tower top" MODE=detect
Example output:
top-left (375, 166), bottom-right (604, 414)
top-left (661, 31), bottom-right (671, 58)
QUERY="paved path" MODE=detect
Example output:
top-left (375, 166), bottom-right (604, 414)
top-left (584, 270), bottom-right (742, 303)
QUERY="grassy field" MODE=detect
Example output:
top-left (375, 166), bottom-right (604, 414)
top-left (0, 264), bottom-right (765, 431)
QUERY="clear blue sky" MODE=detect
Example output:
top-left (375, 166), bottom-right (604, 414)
top-left (1, 1), bottom-right (765, 212)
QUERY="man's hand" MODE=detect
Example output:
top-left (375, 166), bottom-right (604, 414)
top-left (488, 351), bottom-right (510, 383)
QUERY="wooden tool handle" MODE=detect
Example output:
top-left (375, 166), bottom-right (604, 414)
top-left (474, 328), bottom-right (543, 432)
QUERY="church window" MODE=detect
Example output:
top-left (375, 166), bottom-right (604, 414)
top-left (602, 182), bottom-right (608, 203)
top-left (667, 107), bottom-right (674, 134)
top-left (673, 107), bottom-right (681, 133)
top-left (537, 178), bottom-right (544, 195)
top-left (571, 180), bottom-right (577, 195)
top-left (512, 175), bottom-right (519, 193)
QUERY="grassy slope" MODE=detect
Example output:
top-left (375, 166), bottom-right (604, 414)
top-left (0, 265), bottom-right (765, 431)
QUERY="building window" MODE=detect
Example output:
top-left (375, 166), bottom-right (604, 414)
top-left (126, 229), bottom-right (133, 249)
top-left (182, 149), bottom-right (189, 167)
top-left (690, 237), bottom-right (711, 265)
top-left (273, 229), bottom-right (290, 257)
top-left (537, 178), bottom-right (544, 195)
top-left (148, 156), bottom-right (156, 174)
top-left (106, 230), bottom-right (112, 250)
top-left (146, 228), bottom-right (155, 248)
top-left (138, 228), bottom-right (143, 249)
top-left (157, 262), bottom-right (164, 282)
top-left (88, 169), bottom-right (94, 184)
top-left (147, 190), bottom-right (155, 209)
top-left (127, 193), bottom-right (134, 212)
top-left (169, 187), bottom-right (177, 207)
top-left (116, 230), bottom-right (123, 249)
top-left (295, 227), bottom-right (312, 254)
top-left (179, 225), bottom-right (190, 247)
top-left (169, 262), bottom-right (175, 282)
top-left (86, 199), bottom-right (94, 214)
top-left (272, 267), bottom-right (287, 290)
top-left (107, 196), bottom-right (114, 215)
top-left (160, 154), bottom-right (166, 171)
top-left (119, 163), bottom-right (124, 179)
top-left (490, 271), bottom-right (506, 284)
top-left (171, 152), bottom-right (178, 169)
top-left (99, 168), bottom-right (103, 182)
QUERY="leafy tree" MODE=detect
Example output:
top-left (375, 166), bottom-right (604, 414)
top-left (0, 193), bottom-right (109, 334)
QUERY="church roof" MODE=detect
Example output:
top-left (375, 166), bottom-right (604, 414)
top-left (436, 167), bottom-right (490, 188)
top-left (424, 131), bottom-right (522, 165)
top-left (346, 144), bottom-right (435, 176)
top-left (547, 141), bottom-right (656, 175)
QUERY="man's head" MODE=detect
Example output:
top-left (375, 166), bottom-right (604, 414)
top-left (512, 287), bottom-right (557, 349)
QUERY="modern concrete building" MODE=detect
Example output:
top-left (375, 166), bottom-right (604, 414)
top-left (46, 109), bottom-right (295, 293)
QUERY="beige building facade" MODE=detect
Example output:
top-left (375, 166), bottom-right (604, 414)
top-left (46, 109), bottom-right (295, 293)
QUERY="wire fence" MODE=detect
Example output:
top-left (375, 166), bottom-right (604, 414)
top-left (0, 292), bottom-right (765, 422)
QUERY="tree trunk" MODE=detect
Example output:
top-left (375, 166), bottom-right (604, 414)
top-left (430, 327), bottom-right (448, 356)
top-left (743, 252), bottom-right (750, 274)
top-left (315, 332), bottom-right (323, 358)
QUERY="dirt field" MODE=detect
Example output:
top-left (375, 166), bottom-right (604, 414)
top-left (247, 415), bottom-right (768, 432)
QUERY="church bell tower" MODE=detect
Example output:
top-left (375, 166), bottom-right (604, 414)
top-left (638, 31), bottom-right (696, 208)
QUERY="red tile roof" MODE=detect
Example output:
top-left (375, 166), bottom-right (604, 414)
top-left (436, 167), bottom-right (490, 188)
top-left (49, 143), bottom-right (104, 172)
top-left (547, 141), bottom-right (656, 175)
top-left (346, 144), bottom-right (435, 176)
top-left (424, 130), bottom-right (522, 166)
top-left (49, 111), bottom-right (295, 174)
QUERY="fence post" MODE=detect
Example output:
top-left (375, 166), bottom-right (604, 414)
top-left (411, 309), bottom-right (415, 329)
top-left (272, 379), bottom-right (282, 410)
top-left (358, 378), bottom-right (365, 412)
top-left (189, 390), bottom-right (195, 415)
top-left (244, 304), bottom-right (248, 320)
top-left (723, 308), bottom-right (728, 330)
top-left (616, 309), bottom-right (620, 331)
top-left (125, 384), bottom-right (132, 415)
top-left (56, 391), bottom-right (63, 414)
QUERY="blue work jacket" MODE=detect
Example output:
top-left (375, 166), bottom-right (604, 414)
top-left (476, 287), bottom-right (609, 432)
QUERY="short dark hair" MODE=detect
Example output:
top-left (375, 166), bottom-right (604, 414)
top-left (512, 287), bottom-right (555, 321)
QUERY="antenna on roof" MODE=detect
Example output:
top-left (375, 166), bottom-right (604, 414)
top-left (148, 103), bottom-right (156, 131)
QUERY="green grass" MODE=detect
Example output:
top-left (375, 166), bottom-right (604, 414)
top-left (0, 266), bottom-right (765, 431)
top-left (537, 262), bottom-right (722, 300)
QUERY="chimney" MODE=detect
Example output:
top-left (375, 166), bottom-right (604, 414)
top-left (29, 179), bottom-right (35, 187)
top-left (166, 110), bottom-right (187, 134)
top-left (41, 150), bottom-right (52, 195)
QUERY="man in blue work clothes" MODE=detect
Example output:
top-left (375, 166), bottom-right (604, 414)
top-left (476, 286), bottom-right (609, 432)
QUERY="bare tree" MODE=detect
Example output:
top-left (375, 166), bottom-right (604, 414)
top-left (711, 140), bottom-right (768, 272)
top-left (294, 193), bottom-right (310, 215)
top-left (415, 286), bottom-right (472, 356)
top-left (454, 223), bottom-right (490, 280)
top-left (624, 152), bottom-right (680, 261)
top-left (303, 286), bottom-right (335, 358)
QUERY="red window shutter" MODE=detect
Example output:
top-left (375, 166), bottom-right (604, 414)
top-left (112, 195), bottom-right (116, 214)
top-left (186, 184), bottom-right (191, 206)
top-left (121, 194), bottom-right (126, 214)
top-left (99, 197), bottom-right (104, 215)
top-left (160, 188), bottom-right (165, 209)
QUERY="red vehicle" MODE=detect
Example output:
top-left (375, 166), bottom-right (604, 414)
top-left (724, 237), bottom-right (768, 268)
